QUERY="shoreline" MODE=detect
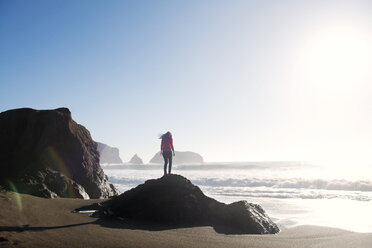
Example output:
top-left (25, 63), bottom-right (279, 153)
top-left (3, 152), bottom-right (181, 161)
top-left (103, 167), bottom-right (372, 234)
top-left (1, 191), bottom-right (372, 248)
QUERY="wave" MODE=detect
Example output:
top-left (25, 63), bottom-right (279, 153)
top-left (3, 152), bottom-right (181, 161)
top-left (109, 175), bottom-right (372, 192)
top-left (108, 176), bottom-right (147, 186)
top-left (201, 187), bottom-right (372, 201)
top-left (190, 177), bottom-right (372, 192)
top-left (109, 176), bottom-right (372, 201)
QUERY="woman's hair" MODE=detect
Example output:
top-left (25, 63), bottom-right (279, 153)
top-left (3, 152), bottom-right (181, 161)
top-left (160, 131), bottom-right (172, 140)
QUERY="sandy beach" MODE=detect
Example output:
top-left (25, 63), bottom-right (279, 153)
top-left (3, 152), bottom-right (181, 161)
top-left (1, 190), bottom-right (371, 248)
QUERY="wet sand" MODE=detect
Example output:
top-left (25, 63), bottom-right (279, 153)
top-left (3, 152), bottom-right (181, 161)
top-left (1, 191), bottom-right (371, 248)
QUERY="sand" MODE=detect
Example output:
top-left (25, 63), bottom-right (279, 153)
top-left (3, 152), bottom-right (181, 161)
top-left (0, 190), bottom-right (371, 248)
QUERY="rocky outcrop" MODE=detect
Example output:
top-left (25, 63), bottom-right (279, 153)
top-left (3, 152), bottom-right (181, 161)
top-left (92, 174), bottom-right (279, 234)
top-left (0, 108), bottom-right (119, 199)
top-left (150, 151), bottom-right (204, 164)
top-left (96, 142), bottom-right (123, 164)
top-left (128, 154), bottom-right (143, 164)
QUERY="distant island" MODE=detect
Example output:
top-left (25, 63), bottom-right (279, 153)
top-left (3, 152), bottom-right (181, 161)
top-left (128, 154), bottom-right (143, 164)
top-left (149, 151), bottom-right (204, 164)
top-left (96, 142), bottom-right (123, 164)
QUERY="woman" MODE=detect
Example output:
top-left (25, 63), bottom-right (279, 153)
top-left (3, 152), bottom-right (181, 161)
top-left (160, 131), bottom-right (175, 175)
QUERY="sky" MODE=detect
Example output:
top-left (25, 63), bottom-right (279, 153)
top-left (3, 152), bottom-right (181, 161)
top-left (1, 0), bottom-right (371, 165)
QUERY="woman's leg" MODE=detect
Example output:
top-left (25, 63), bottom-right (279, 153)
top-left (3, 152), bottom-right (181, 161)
top-left (168, 154), bottom-right (172, 174)
top-left (163, 153), bottom-right (168, 175)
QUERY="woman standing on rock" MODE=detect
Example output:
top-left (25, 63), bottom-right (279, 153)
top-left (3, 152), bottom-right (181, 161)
top-left (160, 131), bottom-right (175, 175)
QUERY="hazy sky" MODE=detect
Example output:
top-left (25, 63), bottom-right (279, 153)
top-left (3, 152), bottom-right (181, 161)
top-left (1, 0), bottom-right (371, 165)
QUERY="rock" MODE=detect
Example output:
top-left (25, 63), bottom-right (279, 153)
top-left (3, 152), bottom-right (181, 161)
top-left (96, 142), bottom-right (123, 164)
top-left (128, 154), bottom-right (143, 164)
top-left (0, 108), bottom-right (119, 199)
top-left (150, 151), bottom-right (204, 164)
top-left (96, 174), bottom-right (279, 234)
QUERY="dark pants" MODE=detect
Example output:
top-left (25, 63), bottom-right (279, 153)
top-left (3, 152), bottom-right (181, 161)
top-left (163, 150), bottom-right (173, 175)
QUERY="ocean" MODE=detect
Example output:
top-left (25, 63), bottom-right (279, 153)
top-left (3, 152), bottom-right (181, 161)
top-left (102, 162), bottom-right (372, 233)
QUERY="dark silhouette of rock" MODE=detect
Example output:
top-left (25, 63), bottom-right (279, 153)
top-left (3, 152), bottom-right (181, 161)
top-left (0, 108), bottom-right (119, 199)
top-left (128, 154), bottom-right (143, 164)
top-left (96, 142), bottom-right (123, 164)
top-left (150, 151), bottom-right (204, 164)
top-left (94, 174), bottom-right (279, 234)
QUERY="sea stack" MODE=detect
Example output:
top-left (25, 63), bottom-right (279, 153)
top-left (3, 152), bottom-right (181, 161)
top-left (150, 151), bottom-right (204, 164)
top-left (128, 154), bottom-right (143, 164)
top-left (0, 108), bottom-right (119, 199)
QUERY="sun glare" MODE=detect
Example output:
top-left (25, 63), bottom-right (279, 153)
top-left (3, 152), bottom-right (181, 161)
top-left (292, 23), bottom-right (372, 168)
top-left (302, 27), bottom-right (371, 91)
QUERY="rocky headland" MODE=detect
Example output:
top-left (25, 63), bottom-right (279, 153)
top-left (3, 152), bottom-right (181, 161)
top-left (0, 108), bottom-right (119, 199)
top-left (82, 174), bottom-right (279, 234)
top-left (96, 142), bottom-right (123, 164)
top-left (150, 151), bottom-right (204, 164)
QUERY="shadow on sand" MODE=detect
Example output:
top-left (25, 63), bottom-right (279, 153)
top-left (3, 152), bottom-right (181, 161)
top-left (0, 222), bottom-right (92, 232)
top-left (0, 217), bottom-right (237, 235)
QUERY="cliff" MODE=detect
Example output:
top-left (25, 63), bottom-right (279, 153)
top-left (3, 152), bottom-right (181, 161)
top-left (150, 151), bottom-right (204, 164)
top-left (96, 142), bottom-right (123, 164)
top-left (0, 108), bottom-right (119, 199)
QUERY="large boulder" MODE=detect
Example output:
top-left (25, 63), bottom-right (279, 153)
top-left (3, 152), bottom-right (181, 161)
top-left (150, 151), bottom-right (204, 164)
top-left (96, 142), bottom-right (123, 164)
top-left (0, 108), bottom-right (119, 199)
top-left (95, 174), bottom-right (279, 234)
